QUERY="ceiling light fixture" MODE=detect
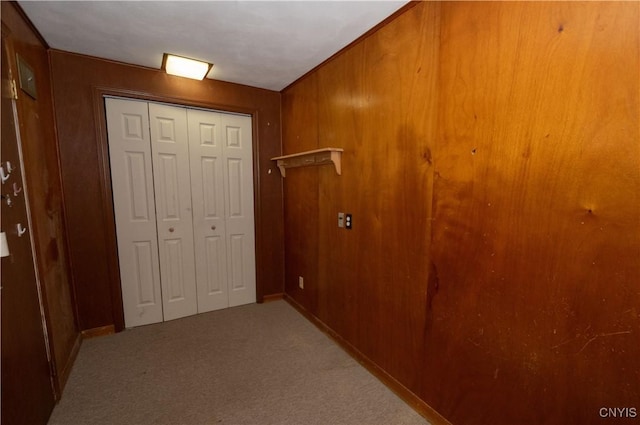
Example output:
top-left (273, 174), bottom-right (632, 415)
top-left (162, 53), bottom-right (213, 80)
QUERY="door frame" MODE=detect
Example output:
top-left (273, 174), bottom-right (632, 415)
top-left (1, 26), bottom-right (56, 421)
top-left (92, 87), bottom-right (263, 332)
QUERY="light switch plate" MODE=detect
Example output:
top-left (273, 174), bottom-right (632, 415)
top-left (338, 212), bottom-right (345, 228)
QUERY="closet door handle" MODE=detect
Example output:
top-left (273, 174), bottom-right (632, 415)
top-left (169, 227), bottom-right (175, 233)
top-left (211, 225), bottom-right (216, 230)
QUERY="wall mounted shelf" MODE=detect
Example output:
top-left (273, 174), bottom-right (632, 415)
top-left (271, 147), bottom-right (343, 177)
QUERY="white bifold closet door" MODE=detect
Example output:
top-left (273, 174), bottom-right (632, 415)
top-left (106, 98), bottom-right (164, 326)
top-left (187, 109), bottom-right (256, 312)
top-left (148, 103), bottom-right (198, 321)
top-left (106, 97), bottom-right (256, 328)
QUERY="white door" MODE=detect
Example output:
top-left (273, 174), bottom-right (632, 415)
top-left (106, 98), bottom-right (163, 327)
top-left (148, 103), bottom-right (198, 321)
top-left (187, 109), bottom-right (229, 312)
top-left (220, 113), bottom-right (256, 307)
top-left (107, 98), bottom-right (256, 327)
top-left (188, 110), bottom-right (256, 311)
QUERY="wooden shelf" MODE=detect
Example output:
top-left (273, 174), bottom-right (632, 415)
top-left (271, 148), bottom-right (343, 177)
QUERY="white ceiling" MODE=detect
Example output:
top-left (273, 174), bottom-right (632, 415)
top-left (17, 1), bottom-right (409, 91)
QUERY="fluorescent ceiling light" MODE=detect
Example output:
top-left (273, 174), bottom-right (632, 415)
top-left (162, 53), bottom-right (213, 80)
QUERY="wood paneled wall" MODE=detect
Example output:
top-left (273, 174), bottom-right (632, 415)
top-left (50, 51), bottom-right (284, 331)
top-left (282, 2), bottom-right (640, 424)
top-left (1, 2), bottom-right (79, 395)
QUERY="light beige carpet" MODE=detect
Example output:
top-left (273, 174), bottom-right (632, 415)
top-left (48, 300), bottom-right (430, 425)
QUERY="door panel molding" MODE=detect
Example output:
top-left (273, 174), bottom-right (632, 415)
top-left (149, 103), bottom-right (198, 322)
top-left (107, 97), bottom-right (256, 327)
top-left (93, 87), bottom-right (264, 331)
top-left (189, 108), bottom-right (256, 312)
top-left (105, 98), bottom-right (163, 327)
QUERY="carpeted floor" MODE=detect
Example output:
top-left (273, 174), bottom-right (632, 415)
top-left (49, 300), bottom-right (430, 425)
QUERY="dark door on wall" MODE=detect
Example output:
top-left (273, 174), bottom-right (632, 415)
top-left (1, 31), bottom-right (55, 425)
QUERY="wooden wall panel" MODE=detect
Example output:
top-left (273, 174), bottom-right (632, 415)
top-left (49, 51), bottom-right (284, 331)
top-left (428, 3), bottom-right (640, 424)
top-left (1, 1), bottom-right (79, 395)
top-left (2, 27), bottom-right (56, 425)
top-left (283, 0), bottom-right (440, 407)
top-left (282, 74), bottom-right (320, 312)
top-left (316, 4), bottom-right (439, 392)
top-left (315, 43), bottom-right (366, 347)
top-left (282, 2), bottom-right (640, 425)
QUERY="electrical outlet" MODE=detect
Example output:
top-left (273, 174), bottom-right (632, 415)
top-left (298, 276), bottom-right (304, 289)
top-left (345, 213), bottom-right (352, 229)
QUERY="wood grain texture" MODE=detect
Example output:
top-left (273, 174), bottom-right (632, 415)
top-left (49, 51), bottom-right (284, 331)
top-left (281, 73), bottom-right (320, 313)
top-left (81, 325), bottom-right (116, 339)
top-left (1, 26), bottom-right (56, 425)
top-left (282, 2), bottom-right (640, 424)
top-left (314, 5), bottom-right (440, 392)
top-left (284, 0), bottom-right (440, 416)
top-left (428, 3), bottom-right (640, 424)
top-left (1, 1), bottom-right (79, 397)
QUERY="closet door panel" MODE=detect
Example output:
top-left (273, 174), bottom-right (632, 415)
top-left (110, 99), bottom-right (257, 325)
top-left (131, 241), bottom-right (157, 304)
top-left (204, 235), bottom-right (225, 294)
top-left (187, 109), bottom-right (229, 312)
top-left (222, 114), bottom-right (256, 307)
top-left (149, 103), bottom-right (198, 321)
top-left (106, 98), bottom-right (163, 327)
